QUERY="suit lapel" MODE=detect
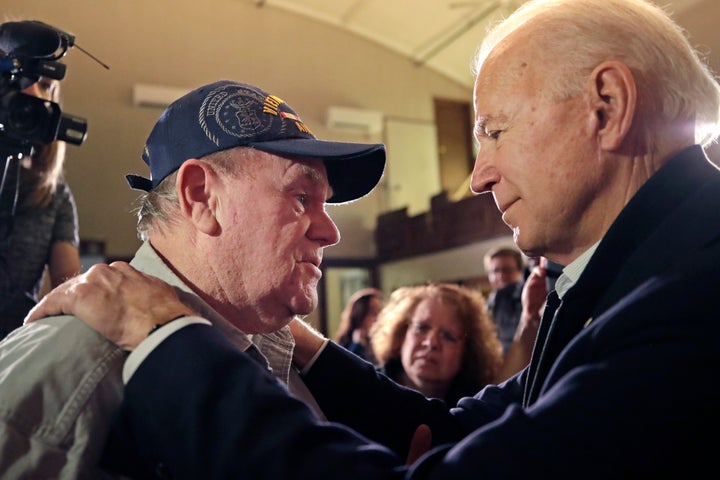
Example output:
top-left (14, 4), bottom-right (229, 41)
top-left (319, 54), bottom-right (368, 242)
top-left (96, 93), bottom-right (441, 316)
top-left (523, 290), bottom-right (561, 406)
top-left (523, 147), bottom-right (720, 406)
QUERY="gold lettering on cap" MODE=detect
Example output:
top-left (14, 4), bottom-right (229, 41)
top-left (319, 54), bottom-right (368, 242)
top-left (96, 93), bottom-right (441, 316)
top-left (295, 121), bottom-right (313, 135)
top-left (263, 95), bottom-right (284, 116)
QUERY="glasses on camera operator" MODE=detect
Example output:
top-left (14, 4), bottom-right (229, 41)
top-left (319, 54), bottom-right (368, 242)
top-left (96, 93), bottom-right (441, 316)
top-left (0, 76), bottom-right (81, 340)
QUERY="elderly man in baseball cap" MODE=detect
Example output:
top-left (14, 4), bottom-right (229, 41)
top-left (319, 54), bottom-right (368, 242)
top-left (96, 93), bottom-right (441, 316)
top-left (0, 80), bottom-right (386, 478)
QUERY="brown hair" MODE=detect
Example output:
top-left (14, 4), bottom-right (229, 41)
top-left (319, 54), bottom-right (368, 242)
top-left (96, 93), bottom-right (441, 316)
top-left (370, 283), bottom-right (503, 391)
top-left (483, 246), bottom-right (524, 272)
top-left (334, 287), bottom-right (384, 346)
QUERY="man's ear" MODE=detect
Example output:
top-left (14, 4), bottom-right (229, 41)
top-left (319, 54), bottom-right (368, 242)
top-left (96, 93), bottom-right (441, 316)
top-left (589, 60), bottom-right (637, 151)
top-left (176, 159), bottom-right (221, 236)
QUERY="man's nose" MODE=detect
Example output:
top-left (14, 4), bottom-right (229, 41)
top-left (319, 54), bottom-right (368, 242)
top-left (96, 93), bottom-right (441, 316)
top-left (311, 209), bottom-right (341, 247)
top-left (470, 149), bottom-right (500, 194)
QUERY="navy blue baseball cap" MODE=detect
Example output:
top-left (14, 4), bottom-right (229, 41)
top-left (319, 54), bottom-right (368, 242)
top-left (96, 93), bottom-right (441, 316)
top-left (126, 80), bottom-right (386, 204)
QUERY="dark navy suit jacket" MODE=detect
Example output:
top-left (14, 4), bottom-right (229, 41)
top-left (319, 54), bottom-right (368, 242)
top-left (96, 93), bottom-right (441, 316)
top-left (110, 146), bottom-right (720, 479)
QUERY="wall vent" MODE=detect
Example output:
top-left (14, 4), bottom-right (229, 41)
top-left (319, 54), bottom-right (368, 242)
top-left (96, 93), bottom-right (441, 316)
top-left (132, 83), bottom-right (191, 108)
top-left (326, 106), bottom-right (384, 134)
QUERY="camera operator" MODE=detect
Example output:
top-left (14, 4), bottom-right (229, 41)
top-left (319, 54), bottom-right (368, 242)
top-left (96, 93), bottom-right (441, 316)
top-left (0, 74), bottom-right (80, 339)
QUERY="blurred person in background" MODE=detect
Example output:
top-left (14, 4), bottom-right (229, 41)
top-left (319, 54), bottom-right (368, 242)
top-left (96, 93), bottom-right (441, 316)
top-left (0, 76), bottom-right (80, 339)
top-left (482, 246), bottom-right (524, 353)
top-left (370, 283), bottom-right (502, 405)
top-left (494, 257), bottom-right (547, 382)
top-left (334, 287), bottom-right (384, 364)
top-left (483, 247), bottom-right (544, 381)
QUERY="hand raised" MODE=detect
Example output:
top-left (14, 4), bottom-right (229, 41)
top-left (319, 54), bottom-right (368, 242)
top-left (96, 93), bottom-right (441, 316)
top-left (522, 257), bottom-right (548, 319)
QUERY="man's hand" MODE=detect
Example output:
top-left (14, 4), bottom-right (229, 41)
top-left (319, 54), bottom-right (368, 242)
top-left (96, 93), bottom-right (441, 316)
top-left (495, 257), bottom-right (548, 383)
top-left (514, 257), bottom-right (547, 344)
top-left (520, 256), bottom-right (548, 332)
top-left (288, 317), bottom-right (327, 369)
top-left (24, 262), bottom-right (195, 351)
top-left (406, 424), bottom-right (432, 465)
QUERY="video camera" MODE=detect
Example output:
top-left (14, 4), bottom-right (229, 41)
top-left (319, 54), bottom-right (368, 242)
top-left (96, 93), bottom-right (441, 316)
top-left (0, 21), bottom-right (90, 315)
top-left (0, 20), bottom-right (88, 161)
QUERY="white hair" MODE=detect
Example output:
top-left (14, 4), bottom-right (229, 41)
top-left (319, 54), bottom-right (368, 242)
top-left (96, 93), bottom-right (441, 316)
top-left (134, 147), bottom-right (254, 241)
top-left (473, 0), bottom-right (720, 146)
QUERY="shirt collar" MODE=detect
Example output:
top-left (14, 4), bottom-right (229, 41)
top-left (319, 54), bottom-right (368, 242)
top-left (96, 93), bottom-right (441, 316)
top-left (129, 240), bottom-right (295, 385)
top-left (554, 240), bottom-right (601, 299)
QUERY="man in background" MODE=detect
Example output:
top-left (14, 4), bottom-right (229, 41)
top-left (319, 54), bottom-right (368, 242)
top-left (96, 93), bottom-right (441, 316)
top-left (483, 246), bottom-right (525, 352)
top-left (483, 246), bottom-right (545, 382)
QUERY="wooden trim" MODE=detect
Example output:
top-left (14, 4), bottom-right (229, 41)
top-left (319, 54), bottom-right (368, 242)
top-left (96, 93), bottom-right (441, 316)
top-left (375, 191), bottom-right (509, 261)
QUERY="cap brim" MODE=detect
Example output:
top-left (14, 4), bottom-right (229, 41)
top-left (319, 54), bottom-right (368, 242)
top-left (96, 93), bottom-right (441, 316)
top-left (126, 174), bottom-right (153, 191)
top-left (249, 138), bottom-right (386, 204)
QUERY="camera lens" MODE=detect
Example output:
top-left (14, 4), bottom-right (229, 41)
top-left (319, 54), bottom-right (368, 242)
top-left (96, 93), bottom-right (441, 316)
top-left (7, 92), bottom-right (50, 136)
top-left (0, 91), bottom-right (59, 145)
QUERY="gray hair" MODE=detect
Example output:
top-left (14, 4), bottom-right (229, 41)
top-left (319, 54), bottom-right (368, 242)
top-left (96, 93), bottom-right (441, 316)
top-left (134, 147), bottom-right (253, 241)
top-left (473, 0), bottom-right (720, 147)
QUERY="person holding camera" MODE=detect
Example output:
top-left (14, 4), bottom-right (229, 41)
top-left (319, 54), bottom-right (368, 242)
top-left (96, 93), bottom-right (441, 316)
top-left (0, 75), bottom-right (81, 339)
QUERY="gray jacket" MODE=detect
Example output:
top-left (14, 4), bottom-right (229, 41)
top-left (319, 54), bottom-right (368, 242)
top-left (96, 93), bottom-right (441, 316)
top-left (0, 241), bottom-right (322, 479)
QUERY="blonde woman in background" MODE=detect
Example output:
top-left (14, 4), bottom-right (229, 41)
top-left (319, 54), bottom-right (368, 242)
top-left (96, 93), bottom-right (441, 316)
top-left (0, 76), bottom-right (80, 339)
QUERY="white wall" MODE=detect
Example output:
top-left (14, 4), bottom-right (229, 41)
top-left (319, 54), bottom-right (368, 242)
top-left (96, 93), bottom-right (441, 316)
top-left (379, 235), bottom-right (516, 293)
top-left (2, 0), bottom-right (472, 259)
top-left (384, 119), bottom-right (441, 216)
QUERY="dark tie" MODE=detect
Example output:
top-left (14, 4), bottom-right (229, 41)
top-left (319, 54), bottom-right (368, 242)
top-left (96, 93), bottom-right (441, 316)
top-left (523, 290), bottom-right (562, 406)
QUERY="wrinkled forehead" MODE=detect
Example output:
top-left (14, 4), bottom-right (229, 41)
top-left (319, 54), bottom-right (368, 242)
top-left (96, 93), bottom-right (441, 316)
top-left (473, 39), bottom-right (544, 118)
top-left (287, 156), bottom-right (328, 177)
top-left (412, 296), bottom-right (465, 328)
top-left (474, 26), bottom-right (542, 97)
top-left (279, 155), bottom-right (334, 197)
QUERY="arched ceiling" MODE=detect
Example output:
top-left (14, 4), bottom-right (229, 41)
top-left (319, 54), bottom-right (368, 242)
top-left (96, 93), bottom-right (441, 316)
top-left (249, 0), bottom-right (715, 88)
